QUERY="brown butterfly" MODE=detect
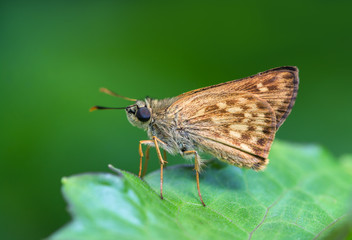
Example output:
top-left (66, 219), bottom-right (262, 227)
top-left (90, 66), bottom-right (299, 206)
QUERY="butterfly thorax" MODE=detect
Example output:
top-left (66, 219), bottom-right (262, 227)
top-left (146, 98), bottom-right (196, 155)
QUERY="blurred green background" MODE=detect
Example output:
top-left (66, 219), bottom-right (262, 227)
top-left (1, 0), bottom-right (351, 239)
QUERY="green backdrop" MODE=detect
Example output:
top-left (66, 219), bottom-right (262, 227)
top-left (1, 1), bottom-right (351, 239)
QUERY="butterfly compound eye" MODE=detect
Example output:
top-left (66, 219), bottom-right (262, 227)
top-left (136, 107), bottom-right (151, 122)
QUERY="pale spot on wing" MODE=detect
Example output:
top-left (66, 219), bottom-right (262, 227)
top-left (196, 108), bottom-right (205, 116)
top-left (240, 143), bottom-right (252, 152)
top-left (244, 113), bottom-right (251, 118)
top-left (211, 116), bottom-right (222, 122)
top-left (256, 119), bottom-right (267, 125)
top-left (251, 136), bottom-right (259, 143)
top-left (230, 124), bottom-right (248, 131)
top-left (257, 113), bottom-right (265, 118)
top-left (227, 107), bottom-right (242, 113)
top-left (230, 131), bottom-right (241, 138)
top-left (217, 102), bottom-right (227, 108)
top-left (259, 87), bottom-right (269, 92)
top-left (247, 103), bottom-right (257, 109)
top-left (257, 83), bottom-right (263, 88)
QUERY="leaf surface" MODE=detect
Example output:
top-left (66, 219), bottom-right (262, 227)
top-left (50, 141), bottom-right (352, 240)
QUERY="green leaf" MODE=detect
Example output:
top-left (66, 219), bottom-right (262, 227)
top-left (49, 141), bottom-right (352, 240)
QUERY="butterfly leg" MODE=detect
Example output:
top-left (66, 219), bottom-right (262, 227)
top-left (139, 137), bottom-right (167, 199)
top-left (163, 150), bottom-right (167, 166)
top-left (184, 150), bottom-right (206, 207)
top-left (138, 140), bottom-right (154, 178)
top-left (141, 145), bottom-right (151, 178)
top-left (152, 136), bottom-right (168, 199)
top-left (141, 146), bottom-right (167, 178)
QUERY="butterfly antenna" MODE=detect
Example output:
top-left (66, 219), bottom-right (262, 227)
top-left (89, 106), bottom-right (126, 112)
top-left (100, 88), bottom-right (137, 102)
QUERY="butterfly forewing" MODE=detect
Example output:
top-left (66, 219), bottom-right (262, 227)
top-left (168, 92), bottom-right (276, 170)
top-left (176, 66), bottom-right (299, 129)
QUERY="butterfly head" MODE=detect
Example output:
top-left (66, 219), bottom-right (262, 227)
top-left (125, 100), bottom-right (152, 129)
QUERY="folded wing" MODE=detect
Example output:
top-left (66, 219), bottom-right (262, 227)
top-left (168, 92), bottom-right (276, 170)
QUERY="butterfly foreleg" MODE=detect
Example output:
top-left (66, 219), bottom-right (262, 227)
top-left (138, 140), bottom-right (154, 178)
top-left (183, 150), bottom-right (206, 207)
top-left (141, 145), bottom-right (151, 178)
top-left (141, 145), bottom-right (167, 178)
